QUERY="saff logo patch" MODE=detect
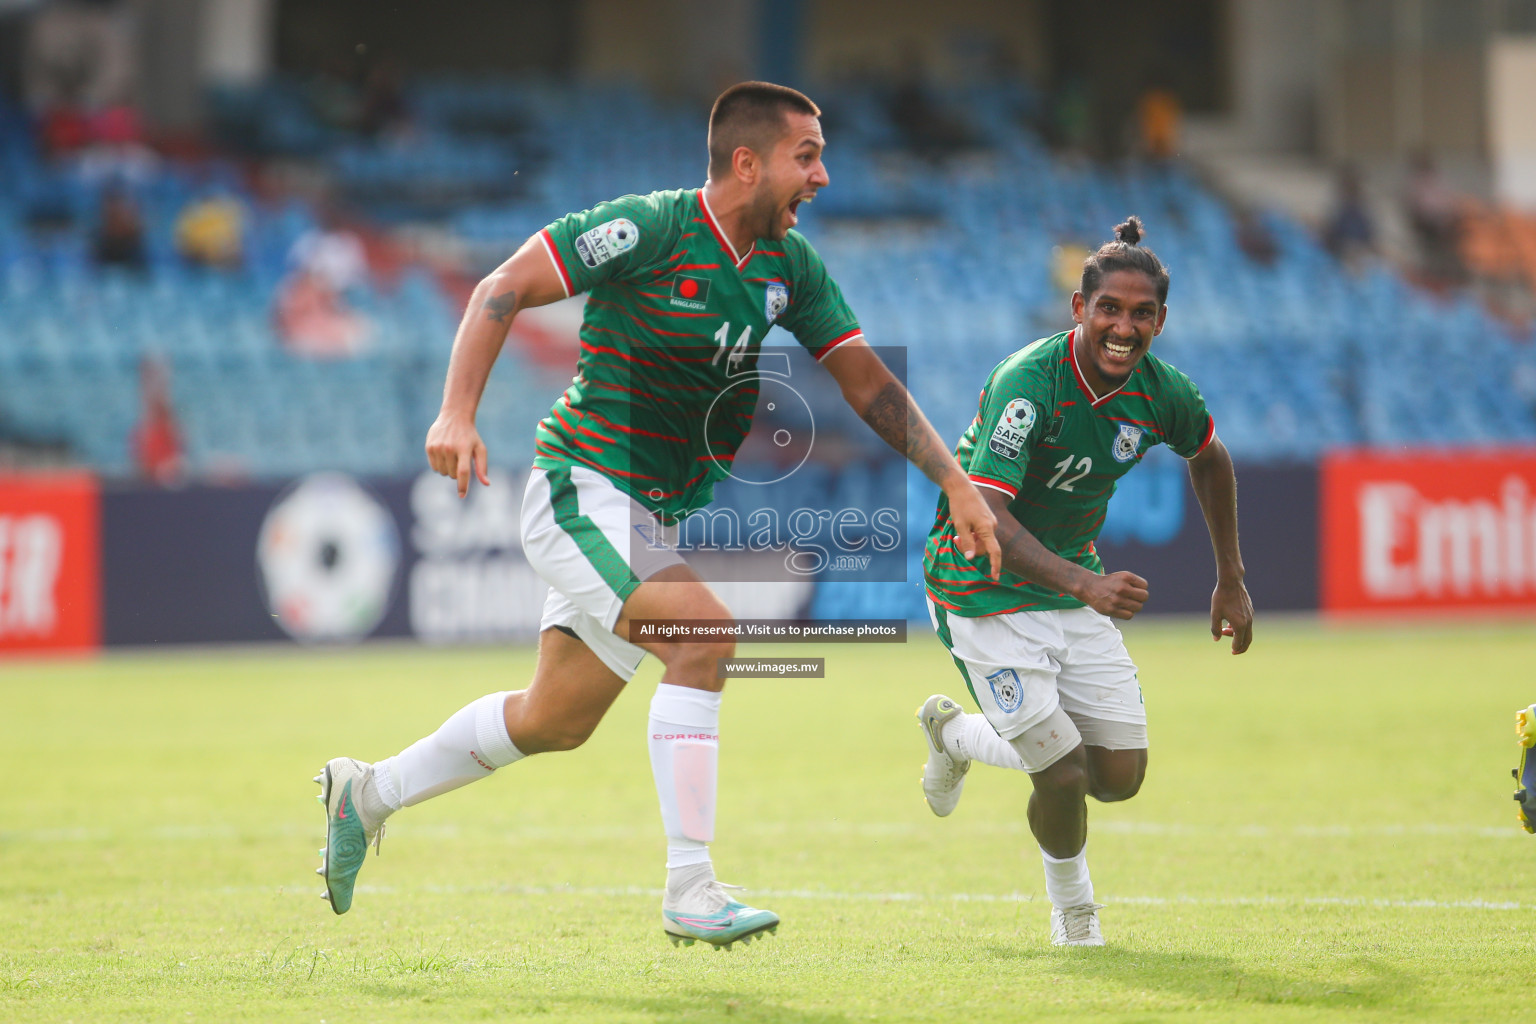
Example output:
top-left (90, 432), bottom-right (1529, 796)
top-left (670, 275), bottom-right (711, 310)
top-left (988, 398), bottom-right (1036, 460)
top-left (574, 217), bottom-right (639, 268)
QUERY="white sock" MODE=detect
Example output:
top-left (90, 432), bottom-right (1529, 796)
top-left (1041, 846), bottom-right (1094, 909)
top-left (377, 691), bottom-right (524, 810)
top-left (943, 713), bottom-right (1027, 771)
top-left (648, 683), bottom-right (720, 871)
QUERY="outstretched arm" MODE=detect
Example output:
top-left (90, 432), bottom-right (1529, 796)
top-left (981, 489), bottom-right (1150, 619)
top-left (1186, 435), bottom-right (1254, 653)
top-left (821, 339), bottom-right (1000, 579)
top-left (426, 235), bottom-right (569, 497)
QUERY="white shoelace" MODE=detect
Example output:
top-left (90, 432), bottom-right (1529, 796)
top-left (1059, 902), bottom-right (1105, 941)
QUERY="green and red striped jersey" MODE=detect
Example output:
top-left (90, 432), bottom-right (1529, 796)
top-left (532, 187), bottom-right (861, 519)
top-left (925, 328), bottom-right (1214, 616)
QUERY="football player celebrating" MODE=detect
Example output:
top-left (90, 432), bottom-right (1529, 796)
top-left (917, 217), bottom-right (1253, 946)
top-left (313, 81), bottom-right (1001, 949)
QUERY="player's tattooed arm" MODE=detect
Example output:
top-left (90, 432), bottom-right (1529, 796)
top-left (823, 341), bottom-right (1000, 576)
top-left (983, 490), bottom-right (1149, 619)
top-left (859, 382), bottom-right (946, 475)
top-left (1186, 434), bottom-right (1253, 653)
top-left (428, 232), bottom-right (568, 497)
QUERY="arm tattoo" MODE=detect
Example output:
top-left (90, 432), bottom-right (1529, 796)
top-left (860, 382), bottom-right (948, 482)
top-left (481, 289), bottom-right (518, 323)
top-left (860, 382), bottom-right (907, 449)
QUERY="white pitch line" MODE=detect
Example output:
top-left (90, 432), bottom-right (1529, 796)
top-left (293, 883), bottom-right (1526, 913)
top-left (0, 821), bottom-right (1521, 843)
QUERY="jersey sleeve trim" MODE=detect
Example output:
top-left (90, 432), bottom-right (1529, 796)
top-left (968, 474), bottom-right (1018, 498)
top-left (812, 328), bottom-right (864, 361)
top-left (1183, 414), bottom-right (1216, 459)
top-left (538, 229), bottom-right (573, 298)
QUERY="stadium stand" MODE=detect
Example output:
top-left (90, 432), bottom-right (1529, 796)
top-left (4, 76), bottom-right (1536, 494)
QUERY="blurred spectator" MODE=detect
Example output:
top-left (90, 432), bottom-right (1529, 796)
top-left (1323, 166), bottom-right (1376, 268)
top-left (92, 187), bottom-right (146, 271)
top-left (23, 1), bottom-right (136, 113)
top-left (360, 55), bottom-right (410, 138)
top-left (1051, 240), bottom-right (1090, 294)
top-left (1049, 77), bottom-right (1093, 157)
top-left (132, 358), bottom-right (184, 485)
top-left (174, 189), bottom-right (246, 269)
top-left (24, 0), bottom-right (138, 159)
top-left (39, 101), bottom-right (92, 157)
top-left (1403, 151), bottom-right (1465, 286)
top-left (1135, 87), bottom-right (1181, 161)
top-left (287, 210), bottom-right (370, 293)
top-left (1234, 206), bottom-right (1278, 267)
top-left (888, 47), bottom-right (976, 161)
top-left (276, 270), bottom-right (371, 359)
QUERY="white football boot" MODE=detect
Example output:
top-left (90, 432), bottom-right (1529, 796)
top-left (1050, 902), bottom-right (1105, 946)
top-left (916, 694), bottom-right (969, 817)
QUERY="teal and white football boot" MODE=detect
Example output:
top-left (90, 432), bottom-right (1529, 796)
top-left (314, 757), bottom-right (385, 915)
top-left (917, 694), bottom-right (969, 817)
top-left (662, 868), bottom-right (779, 950)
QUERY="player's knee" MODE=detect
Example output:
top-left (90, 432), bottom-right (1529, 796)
top-left (533, 720), bottom-right (598, 752)
top-left (1087, 750), bottom-right (1146, 802)
top-left (667, 638), bottom-right (734, 686)
top-left (1032, 750), bottom-right (1090, 799)
top-left (1089, 772), bottom-right (1142, 802)
top-left (516, 710), bottom-right (600, 753)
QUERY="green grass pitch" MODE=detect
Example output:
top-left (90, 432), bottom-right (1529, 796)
top-left (2, 617), bottom-right (1532, 1023)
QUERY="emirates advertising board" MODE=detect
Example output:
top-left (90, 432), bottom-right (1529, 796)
top-left (1321, 448), bottom-right (1536, 614)
top-left (0, 474), bottom-right (100, 652)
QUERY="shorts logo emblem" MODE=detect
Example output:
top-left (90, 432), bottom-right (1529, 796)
top-left (985, 667), bottom-right (1024, 713)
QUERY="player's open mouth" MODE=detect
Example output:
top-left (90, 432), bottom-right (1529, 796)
top-left (1102, 338), bottom-right (1139, 363)
top-left (786, 194), bottom-right (813, 225)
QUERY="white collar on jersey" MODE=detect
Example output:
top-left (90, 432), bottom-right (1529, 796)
top-left (698, 188), bottom-right (756, 270)
top-left (1069, 324), bottom-right (1132, 407)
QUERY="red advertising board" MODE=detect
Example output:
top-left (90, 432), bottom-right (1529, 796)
top-left (1322, 449), bottom-right (1536, 614)
top-left (0, 474), bottom-right (100, 652)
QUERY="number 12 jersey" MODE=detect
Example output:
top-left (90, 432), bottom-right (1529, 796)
top-left (925, 328), bottom-right (1214, 616)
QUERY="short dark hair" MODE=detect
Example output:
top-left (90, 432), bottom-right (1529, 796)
top-left (707, 81), bottom-right (821, 178)
top-left (1081, 216), bottom-right (1171, 305)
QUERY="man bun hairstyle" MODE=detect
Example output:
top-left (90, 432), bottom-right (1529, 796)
top-left (1081, 215), bottom-right (1170, 304)
top-left (708, 81), bottom-right (821, 179)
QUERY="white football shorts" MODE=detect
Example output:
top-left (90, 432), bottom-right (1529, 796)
top-left (520, 464), bottom-right (685, 679)
top-left (927, 598), bottom-right (1147, 769)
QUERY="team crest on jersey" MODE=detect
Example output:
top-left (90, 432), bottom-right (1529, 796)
top-left (1111, 423), bottom-right (1144, 463)
top-left (764, 281), bottom-right (789, 323)
top-left (574, 218), bottom-right (639, 268)
top-left (986, 668), bottom-right (1024, 713)
top-left (988, 398), bottom-right (1036, 460)
top-left (670, 275), bottom-right (711, 310)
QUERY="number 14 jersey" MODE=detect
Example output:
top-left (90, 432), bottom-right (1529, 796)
top-left (925, 328), bottom-right (1215, 617)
